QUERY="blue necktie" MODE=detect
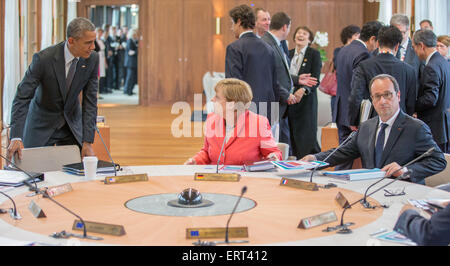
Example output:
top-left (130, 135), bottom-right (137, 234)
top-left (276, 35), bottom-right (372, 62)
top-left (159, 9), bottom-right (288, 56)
top-left (280, 41), bottom-right (291, 66)
top-left (375, 123), bottom-right (388, 168)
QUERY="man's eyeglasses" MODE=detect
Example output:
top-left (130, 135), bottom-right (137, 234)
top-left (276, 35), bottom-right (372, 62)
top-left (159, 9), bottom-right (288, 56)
top-left (384, 187), bottom-right (406, 197)
top-left (371, 91), bottom-right (394, 102)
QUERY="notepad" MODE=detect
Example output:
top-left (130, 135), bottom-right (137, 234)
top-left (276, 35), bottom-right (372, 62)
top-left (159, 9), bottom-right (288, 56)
top-left (322, 169), bottom-right (385, 181)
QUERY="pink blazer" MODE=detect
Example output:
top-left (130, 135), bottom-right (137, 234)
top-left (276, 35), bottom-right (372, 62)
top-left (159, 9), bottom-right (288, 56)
top-left (193, 110), bottom-right (282, 165)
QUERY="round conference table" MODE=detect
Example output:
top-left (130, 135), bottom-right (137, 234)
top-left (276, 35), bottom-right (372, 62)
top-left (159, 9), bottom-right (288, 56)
top-left (1, 165), bottom-right (449, 246)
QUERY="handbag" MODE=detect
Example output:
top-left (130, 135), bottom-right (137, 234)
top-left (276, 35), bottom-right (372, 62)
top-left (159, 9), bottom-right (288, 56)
top-left (319, 62), bottom-right (337, 96)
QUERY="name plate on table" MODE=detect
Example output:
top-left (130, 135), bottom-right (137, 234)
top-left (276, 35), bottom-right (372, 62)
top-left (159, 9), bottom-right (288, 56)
top-left (335, 192), bottom-right (351, 209)
top-left (186, 227), bottom-right (248, 239)
top-left (280, 178), bottom-right (318, 191)
top-left (194, 173), bottom-right (241, 182)
top-left (28, 200), bottom-right (46, 218)
top-left (298, 211), bottom-right (337, 229)
top-left (72, 220), bottom-right (126, 236)
top-left (104, 174), bottom-right (149, 184)
top-left (46, 183), bottom-right (73, 197)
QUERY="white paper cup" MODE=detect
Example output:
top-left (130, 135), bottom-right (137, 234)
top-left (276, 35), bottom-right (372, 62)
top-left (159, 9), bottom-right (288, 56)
top-left (83, 156), bottom-right (98, 180)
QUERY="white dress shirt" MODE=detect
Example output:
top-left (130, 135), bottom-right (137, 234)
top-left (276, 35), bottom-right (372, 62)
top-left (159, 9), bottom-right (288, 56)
top-left (375, 108), bottom-right (401, 149)
top-left (289, 45), bottom-right (307, 76)
top-left (64, 41), bottom-right (79, 78)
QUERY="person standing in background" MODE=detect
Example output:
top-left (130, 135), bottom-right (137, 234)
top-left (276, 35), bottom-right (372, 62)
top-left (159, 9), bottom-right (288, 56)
top-left (288, 26), bottom-right (322, 159)
top-left (124, 29), bottom-right (139, 96)
top-left (331, 25), bottom-right (361, 121)
top-left (95, 27), bottom-right (108, 94)
top-left (334, 21), bottom-right (382, 170)
top-left (436, 35), bottom-right (450, 62)
top-left (254, 7), bottom-right (270, 39)
top-left (413, 29), bottom-right (450, 153)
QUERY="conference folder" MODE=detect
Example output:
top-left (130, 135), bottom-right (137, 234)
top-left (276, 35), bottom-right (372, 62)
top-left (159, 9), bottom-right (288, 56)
top-left (322, 169), bottom-right (385, 181)
top-left (62, 160), bottom-right (116, 176)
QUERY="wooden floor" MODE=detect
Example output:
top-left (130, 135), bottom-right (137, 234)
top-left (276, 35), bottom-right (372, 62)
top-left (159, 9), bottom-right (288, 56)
top-left (98, 103), bottom-right (204, 166)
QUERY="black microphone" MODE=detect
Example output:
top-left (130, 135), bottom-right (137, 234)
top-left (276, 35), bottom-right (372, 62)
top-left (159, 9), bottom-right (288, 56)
top-left (361, 147), bottom-right (435, 208)
top-left (1, 153), bottom-right (39, 193)
top-left (216, 134), bottom-right (228, 174)
top-left (95, 126), bottom-right (120, 176)
top-left (309, 131), bottom-right (357, 182)
top-left (225, 186), bottom-right (248, 244)
top-left (334, 169), bottom-right (412, 234)
top-left (0, 154), bottom-right (101, 240)
top-left (0, 190), bottom-right (21, 220)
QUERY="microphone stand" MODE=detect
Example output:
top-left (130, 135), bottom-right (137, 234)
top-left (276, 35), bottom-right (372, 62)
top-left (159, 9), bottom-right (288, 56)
top-left (95, 126), bottom-right (119, 176)
top-left (306, 131), bottom-right (357, 188)
top-left (361, 147), bottom-right (435, 208)
top-left (216, 135), bottom-right (227, 174)
top-left (193, 187), bottom-right (249, 246)
top-left (0, 190), bottom-right (21, 220)
top-left (325, 170), bottom-right (412, 234)
top-left (0, 154), bottom-right (102, 241)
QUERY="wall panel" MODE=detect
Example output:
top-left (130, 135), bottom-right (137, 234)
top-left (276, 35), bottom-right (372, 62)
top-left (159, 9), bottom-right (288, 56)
top-left (76, 0), bottom-right (364, 105)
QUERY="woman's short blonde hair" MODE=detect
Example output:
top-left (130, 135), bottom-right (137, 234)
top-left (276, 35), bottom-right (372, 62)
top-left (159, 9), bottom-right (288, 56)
top-left (214, 78), bottom-right (253, 106)
top-left (437, 35), bottom-right (450, 47)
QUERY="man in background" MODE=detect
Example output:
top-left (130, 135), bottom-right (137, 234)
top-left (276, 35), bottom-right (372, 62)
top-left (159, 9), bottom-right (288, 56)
top-left (414, 29), bottom-right (450, 153)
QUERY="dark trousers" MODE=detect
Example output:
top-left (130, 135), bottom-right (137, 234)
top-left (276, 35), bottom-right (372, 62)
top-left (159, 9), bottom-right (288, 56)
top-left (279, 116), bottom-right (292, 156)
top-left (335, 123), bottom-right (354, 170)
top-left (124, 67), bottom-right (137, 95)
top-left (99, 77), bottom-right (107, 93)
top-left (46, 123), bottom-right (80, 149)
top-left (106, 57), bottom-right (117, 90)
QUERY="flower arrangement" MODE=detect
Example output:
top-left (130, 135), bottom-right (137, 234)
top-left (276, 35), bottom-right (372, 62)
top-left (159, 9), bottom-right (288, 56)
top-left (313, 31), bottom-right (329, 62)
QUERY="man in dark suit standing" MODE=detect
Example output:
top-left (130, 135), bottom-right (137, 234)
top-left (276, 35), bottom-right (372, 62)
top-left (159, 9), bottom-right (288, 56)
top-left (7, 17), bottom-right (99, 161)
top-left (349, 26), bottom-right (417, 126)
top-left (261, 12), bottom-right (297, 146)
top-left (225, 4), bottom-right (278, 125)
top-left (413, 29), bottom-right (450, 153)
top-left (390, 14), bottom-right (423, 79)
top-left (303, 74), bottom-right (446, 185)
top-left (394, 202), bottom-right (450, 246)
top-left (124, 29), bottom-right (139, 96)
top-left (334, 21), bottom-right (383, 169)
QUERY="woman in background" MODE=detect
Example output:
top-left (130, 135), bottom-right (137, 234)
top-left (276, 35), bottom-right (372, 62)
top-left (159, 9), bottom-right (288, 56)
top-left (185, 79), bottom-right (282, 165)
top-left (287, 26), bottom-right (322, 160)
top-left (436, 35), bottom-right (449, 62)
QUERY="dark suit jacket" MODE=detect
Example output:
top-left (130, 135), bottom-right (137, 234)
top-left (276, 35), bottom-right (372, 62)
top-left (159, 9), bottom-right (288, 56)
top-left (399, 39), bottom-right (424, 79)
top-left (124, 38), bottom-right (138, 68)
top-left (261, 32), bottom-right (293, 119)
top-left (10, 41), bottom-right (99, 147)
top-left (349, 53), bottom-right (417, 126)
top-left (334, 40), bottom-right (371, 127)
top-left (416, 52), bottom-right (450, 145)
top-left (315, 111), bottom-right (446, 184)
top-left (394, 204), bottom-right (450, 246)
top-left (225, 32), bottom-right (278, 124)
top-left (373, 39), bottom-right (424, 80)
top-left (287, 46), bottom-right (322, 159)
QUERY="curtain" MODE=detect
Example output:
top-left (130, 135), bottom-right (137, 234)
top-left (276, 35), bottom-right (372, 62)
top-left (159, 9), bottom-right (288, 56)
top-left (415, 0), bottom-right (449, 36)
top-left (2, 0), bottom-right (21, 126)
top-left (41, 0), bottom-right (53, 50)
top-left (378, 0), bottom-right (393, 25)
top-left (67, 0), bottom-right (77, 26)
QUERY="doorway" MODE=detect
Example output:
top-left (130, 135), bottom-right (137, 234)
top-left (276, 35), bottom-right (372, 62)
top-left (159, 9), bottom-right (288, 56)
top-left (87, 4), bottom-right (140, 105)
